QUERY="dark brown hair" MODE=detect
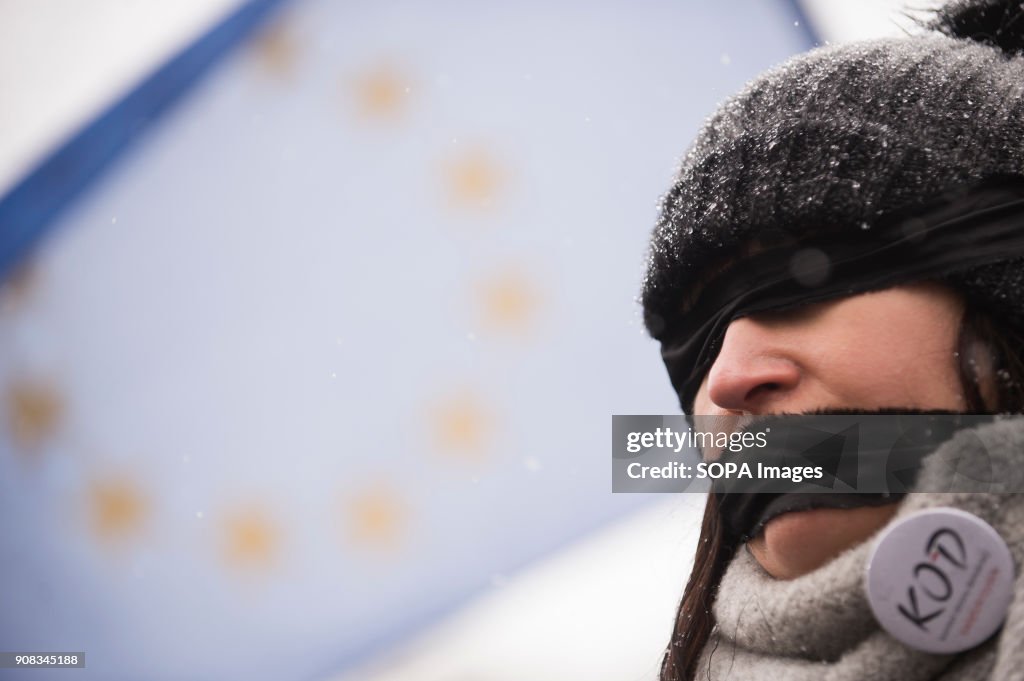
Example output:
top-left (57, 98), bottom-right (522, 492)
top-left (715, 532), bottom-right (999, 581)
top-left (659, 301), bottom-right (1024, 681)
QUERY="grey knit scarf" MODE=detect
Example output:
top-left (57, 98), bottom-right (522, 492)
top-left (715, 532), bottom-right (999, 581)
top-left (697, 418), bottom-right (1024, 680)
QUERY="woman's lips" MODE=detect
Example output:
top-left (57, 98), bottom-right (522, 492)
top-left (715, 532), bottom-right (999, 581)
top-left (751, 505), bottom-right (838, 538)
top-left (746, 492), bottom-right (905, 540)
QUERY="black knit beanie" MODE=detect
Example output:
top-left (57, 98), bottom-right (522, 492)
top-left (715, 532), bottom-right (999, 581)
top-left (642, 0), bottom-right (1024, 413)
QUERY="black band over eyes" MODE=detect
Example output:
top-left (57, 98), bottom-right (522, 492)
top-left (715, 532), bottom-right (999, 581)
top-left (658, 179), bottom-right (1024, 414)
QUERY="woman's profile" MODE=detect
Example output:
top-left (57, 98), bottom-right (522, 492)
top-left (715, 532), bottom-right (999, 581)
top-left (641, 0), bottom-right (1024, 678)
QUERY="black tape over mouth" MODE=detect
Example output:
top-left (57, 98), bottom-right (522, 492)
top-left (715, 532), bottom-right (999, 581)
top-left (711, 409), bottom-right (989, 545)
top-left (735, 492), bottom-right (905, 543)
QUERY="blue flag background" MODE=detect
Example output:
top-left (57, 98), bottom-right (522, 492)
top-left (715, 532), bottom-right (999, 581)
top-left (0, 1), bottom-right (812, 679)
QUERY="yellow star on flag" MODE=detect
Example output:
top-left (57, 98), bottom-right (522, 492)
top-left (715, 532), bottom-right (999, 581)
top-left (445, 148), bottom-right (503, 210)
top-left (428, 390), bottom-right (493, 462)
top-left (350, 63), bottom-right (411, 121)
top-left (344, 483), bottom-right (407, 551)
top-left (223, 506), bottom-right (279, 569)
top-left (0, 259), bottom-right (38, 313)
top-left (477, 268), bottom-right (538, 335)
top-left (251, 18), bottom-right (299, 79)
top-left (5, 378), bottom-right (63, 451)
top-left (89, 477), bottom-right (147, 542)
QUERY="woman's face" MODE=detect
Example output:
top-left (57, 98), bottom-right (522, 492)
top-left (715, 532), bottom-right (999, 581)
top-left (692, 281), bottom-right (976, 579)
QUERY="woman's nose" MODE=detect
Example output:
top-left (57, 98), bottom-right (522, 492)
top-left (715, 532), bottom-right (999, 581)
top-left (704, 317), bottom-right (802, 413)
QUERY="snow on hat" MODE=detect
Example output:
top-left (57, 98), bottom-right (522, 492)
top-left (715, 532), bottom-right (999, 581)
top-left (642, 0), bottom-right (1024, 413)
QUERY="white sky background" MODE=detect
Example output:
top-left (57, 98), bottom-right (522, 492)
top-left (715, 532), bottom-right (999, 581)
top-left (800, 0), bottom-right (937, 43)
top-left (0, 0), bottom-right (243, 195)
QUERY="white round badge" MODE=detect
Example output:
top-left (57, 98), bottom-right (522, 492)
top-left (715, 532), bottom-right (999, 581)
top-left (866, 507), bottom-right (1015, 654)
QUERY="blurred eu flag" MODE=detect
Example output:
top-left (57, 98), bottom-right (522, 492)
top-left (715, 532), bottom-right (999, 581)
top-left (0, 0), bottom-right (812, 679)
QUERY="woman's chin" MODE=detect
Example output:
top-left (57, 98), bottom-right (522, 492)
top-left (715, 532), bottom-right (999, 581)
top-left (747, 503), bottom-right (900, 579)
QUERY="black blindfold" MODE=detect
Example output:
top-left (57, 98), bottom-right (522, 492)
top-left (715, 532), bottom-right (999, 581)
top-left (658, 179), bottom-right (1024, 413)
